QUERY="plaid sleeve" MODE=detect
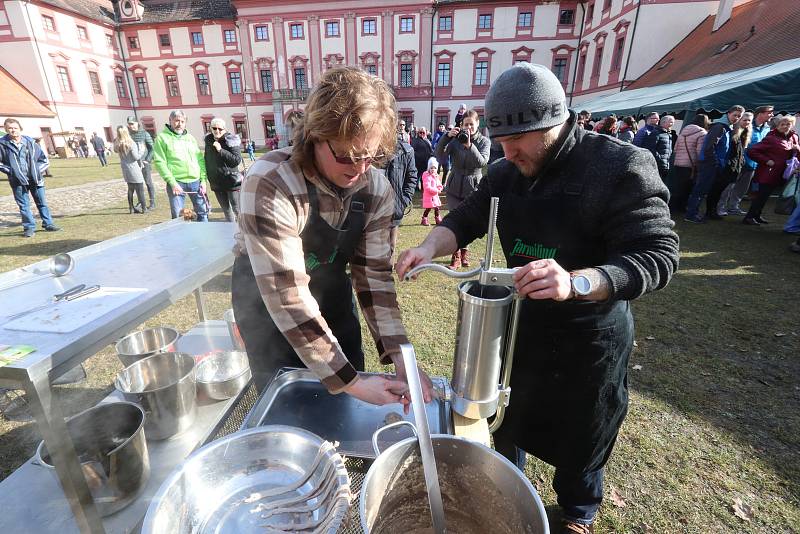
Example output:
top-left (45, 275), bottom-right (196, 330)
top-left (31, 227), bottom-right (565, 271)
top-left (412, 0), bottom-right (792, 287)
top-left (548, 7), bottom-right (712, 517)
top-left (350, 170), bottom-right (410, 364)
top-left (238, 159), bottom-right (359, 393)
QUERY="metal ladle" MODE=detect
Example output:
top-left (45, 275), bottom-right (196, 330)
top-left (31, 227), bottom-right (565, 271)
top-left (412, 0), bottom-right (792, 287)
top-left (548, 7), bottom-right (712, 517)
top-left (0, 253), bottom-right (75, 291)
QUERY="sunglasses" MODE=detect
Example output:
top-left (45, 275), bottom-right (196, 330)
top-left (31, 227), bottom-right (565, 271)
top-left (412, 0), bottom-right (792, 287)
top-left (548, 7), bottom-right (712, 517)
top-left (210, 127), bottom-right (225, 131)
top-left (326, 140), bottom-right (385, 165)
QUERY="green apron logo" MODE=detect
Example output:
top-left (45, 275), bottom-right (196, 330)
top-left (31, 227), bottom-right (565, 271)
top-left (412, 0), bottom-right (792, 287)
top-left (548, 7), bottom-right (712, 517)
top-left (305, 249), bottom-right (338, 272)
top-left (511, 238), bottom-right (557, 260)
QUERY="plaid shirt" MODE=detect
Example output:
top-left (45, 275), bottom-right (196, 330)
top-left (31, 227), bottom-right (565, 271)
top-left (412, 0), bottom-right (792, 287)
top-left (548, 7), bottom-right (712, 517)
top-left (234, 148), bottom-right (409, 393)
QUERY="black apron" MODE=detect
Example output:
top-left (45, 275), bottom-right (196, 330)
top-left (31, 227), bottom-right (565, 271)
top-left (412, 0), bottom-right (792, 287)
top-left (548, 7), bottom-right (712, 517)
top-left (231, 181), bottom-right (366, 391)
top-left (493, 174), bottom-right (634, 472)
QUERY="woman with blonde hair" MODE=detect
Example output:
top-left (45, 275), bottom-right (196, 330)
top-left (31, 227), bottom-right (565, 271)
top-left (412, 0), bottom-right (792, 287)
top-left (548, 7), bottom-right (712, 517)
top-left (231, 66), bottom-right (433, 404)
top-left (716, 112), bottom-right (753, 216)
top-left (113, 125), bottom-right (146, 213)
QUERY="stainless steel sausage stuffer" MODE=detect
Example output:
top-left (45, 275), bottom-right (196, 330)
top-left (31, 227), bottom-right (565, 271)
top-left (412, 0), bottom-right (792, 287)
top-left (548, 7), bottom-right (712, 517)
top-left (405, 197), bottom-right (520, 433)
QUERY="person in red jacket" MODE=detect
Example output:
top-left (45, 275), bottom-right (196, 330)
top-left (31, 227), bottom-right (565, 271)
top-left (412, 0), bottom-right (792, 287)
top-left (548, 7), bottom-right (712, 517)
top-left (743, 115), bottom-right (800, 225)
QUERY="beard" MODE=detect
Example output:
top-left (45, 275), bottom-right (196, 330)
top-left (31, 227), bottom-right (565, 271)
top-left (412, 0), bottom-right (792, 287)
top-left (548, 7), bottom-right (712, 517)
top-left (511, 127), bottom-right (562, 178)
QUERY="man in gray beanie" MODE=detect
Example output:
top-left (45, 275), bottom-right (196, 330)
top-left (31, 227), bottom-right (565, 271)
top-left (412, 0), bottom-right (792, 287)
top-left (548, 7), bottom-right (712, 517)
top-left (397, 63), bottom-right (679, 533)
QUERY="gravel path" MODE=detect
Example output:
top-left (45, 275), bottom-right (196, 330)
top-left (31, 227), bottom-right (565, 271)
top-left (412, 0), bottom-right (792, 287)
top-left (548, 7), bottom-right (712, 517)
top-left (0, 179), bottom-right (130, 228)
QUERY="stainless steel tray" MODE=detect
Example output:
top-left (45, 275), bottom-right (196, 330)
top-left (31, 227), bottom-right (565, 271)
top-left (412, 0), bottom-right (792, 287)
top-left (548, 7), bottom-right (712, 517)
top-left (241, 368), bottom-right (453, 459)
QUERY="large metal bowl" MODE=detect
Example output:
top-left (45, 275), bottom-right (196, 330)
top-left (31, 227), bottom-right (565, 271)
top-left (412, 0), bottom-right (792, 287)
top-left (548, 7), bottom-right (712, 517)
top-left (35, 402), bottom-right (150, 517)
top-left (142, 426), bottom-right (350, 534)
top-left (115, 352), bottom-right (196, 440)
top-left (196, 350), bottom-right (251, 400)
top-left (115, 327), bottom-right (180, 368)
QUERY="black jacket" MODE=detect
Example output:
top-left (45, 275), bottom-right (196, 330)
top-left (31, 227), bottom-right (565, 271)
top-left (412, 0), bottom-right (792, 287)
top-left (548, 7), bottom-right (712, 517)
top-left (641, 126), bottom-right (672, 175)
top-left (442, 112), bottom-right (679, 302)
top-left (410, 136), bottom-right (433, 175)
top-left (384, 140), bottom-right (418, 227)
top-left (204, 132), bottom-right (243, 191)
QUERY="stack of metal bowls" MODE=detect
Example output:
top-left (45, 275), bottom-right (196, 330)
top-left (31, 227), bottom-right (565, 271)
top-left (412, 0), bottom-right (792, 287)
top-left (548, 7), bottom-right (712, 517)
top-left (35, 402), bottom-right (150, 517)
top-left (115, 352), bottom-right (197, 440)
top-left (115, 327), bottom-right (180, 368)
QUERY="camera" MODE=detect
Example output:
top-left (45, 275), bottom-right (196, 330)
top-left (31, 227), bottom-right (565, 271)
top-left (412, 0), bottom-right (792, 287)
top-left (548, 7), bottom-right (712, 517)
top-left (457, 130), bottom-right (470, 144)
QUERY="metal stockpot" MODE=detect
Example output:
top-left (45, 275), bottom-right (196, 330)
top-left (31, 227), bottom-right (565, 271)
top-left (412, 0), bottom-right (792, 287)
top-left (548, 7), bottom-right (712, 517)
top-left (115, 326), bottom-right (180, 368)
top-left (35, 401), bottom-right (150, 517)
top-left (115, 352), bottom-right (197, 440)
top-left (451, 281), bottom-right (514, 418)
top-left (360, 429), bottom-right (548, 534)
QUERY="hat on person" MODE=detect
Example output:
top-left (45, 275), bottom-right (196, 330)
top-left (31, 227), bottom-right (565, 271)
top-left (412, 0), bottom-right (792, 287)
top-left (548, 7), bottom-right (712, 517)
top-left (485, 63), bottom-right (568, 139)
top-left (126, 115), bottom-right (137, 124)
top-left (427, 156), bottom-right (438, 169)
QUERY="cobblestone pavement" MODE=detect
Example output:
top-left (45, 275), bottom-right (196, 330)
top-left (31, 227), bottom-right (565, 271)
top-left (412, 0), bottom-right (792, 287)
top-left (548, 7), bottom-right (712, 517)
top-left (0, 179), bottom-right (129, 228)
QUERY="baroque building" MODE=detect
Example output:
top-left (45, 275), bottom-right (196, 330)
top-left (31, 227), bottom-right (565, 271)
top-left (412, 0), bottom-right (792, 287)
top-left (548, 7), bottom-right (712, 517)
top-left (0, 0), bottom-right (741, 150)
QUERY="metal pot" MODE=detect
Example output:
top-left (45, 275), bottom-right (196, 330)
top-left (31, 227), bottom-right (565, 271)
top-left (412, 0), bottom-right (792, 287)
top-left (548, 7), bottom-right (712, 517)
top-left (141, 426), bottom-right (350, 534)
top-left (360, 425), bottom-right (549, 534)
top-left (196, 350), bottom-right (251, 400)
top-left (115, 352), bottom-right (197, 440)
top-left (115, 326), bottom-right (180, 368)
top-left (35, 401), bottom-right (150, 517)
top-left (223, 308), bottom-right (246, 351)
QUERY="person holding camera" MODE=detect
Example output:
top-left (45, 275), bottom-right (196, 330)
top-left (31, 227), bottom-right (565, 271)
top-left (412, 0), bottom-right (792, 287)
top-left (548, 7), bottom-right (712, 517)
top-left (433, 108), bottom-right (489, 269)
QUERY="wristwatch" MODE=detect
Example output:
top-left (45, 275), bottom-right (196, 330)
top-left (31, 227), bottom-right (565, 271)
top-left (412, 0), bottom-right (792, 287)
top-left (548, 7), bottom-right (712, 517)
top-left (569, 272), bottom-right (593, 299)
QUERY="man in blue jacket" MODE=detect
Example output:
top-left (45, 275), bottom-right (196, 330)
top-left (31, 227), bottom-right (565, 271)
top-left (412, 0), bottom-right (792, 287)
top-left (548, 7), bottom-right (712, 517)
top-left (684, 105), bottom-right (744, 223)
top-left (0, 118), bottom-right (61, 237)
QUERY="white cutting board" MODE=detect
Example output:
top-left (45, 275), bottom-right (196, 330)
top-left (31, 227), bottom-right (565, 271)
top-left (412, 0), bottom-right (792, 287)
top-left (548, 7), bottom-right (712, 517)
top-left (3, 287), bottom-right (149, 333)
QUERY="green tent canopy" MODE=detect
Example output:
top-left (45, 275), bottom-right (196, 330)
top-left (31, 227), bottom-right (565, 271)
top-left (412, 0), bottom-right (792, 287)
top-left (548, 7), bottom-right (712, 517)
top-left (576, 57), bottom-right (800, 118)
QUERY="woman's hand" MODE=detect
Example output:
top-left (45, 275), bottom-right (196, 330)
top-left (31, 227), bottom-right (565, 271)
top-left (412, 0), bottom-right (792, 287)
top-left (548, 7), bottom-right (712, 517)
top-left (390, 352), bottom-right (435, 412)
top-left (347, 374), bottom-right (410, 409)
top-left (447, 127), bottom-right (459, 138)
top-left (213, 141), bottom-right (222, 152)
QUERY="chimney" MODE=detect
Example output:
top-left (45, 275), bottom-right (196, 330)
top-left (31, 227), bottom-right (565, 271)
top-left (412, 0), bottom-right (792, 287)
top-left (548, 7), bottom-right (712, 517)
top-left (713, 0), bottom-right (734, 32)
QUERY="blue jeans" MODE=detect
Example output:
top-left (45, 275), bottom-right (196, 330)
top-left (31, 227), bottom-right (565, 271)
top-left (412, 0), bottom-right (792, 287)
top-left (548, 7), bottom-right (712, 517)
top-left (97, 152), bottom-right (107, 166)
top-left (785, 201), bottom-right (800, 233)
top-left (12, 183), bottom-right (54, 230)
top-left (167, 180), bottom-right (208, 222)
top-left (685, 163), bottom-right (719, 219)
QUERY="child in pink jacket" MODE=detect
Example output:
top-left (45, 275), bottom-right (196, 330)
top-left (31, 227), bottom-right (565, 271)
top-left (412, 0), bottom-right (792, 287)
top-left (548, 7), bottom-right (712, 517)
top-left (421, 157), bottom-right (443, 226)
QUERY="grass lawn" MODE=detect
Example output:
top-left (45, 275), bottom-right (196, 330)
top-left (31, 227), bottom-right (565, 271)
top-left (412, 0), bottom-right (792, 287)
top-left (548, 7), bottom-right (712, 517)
top-left (0, 158), bottom-right (798, 531)
top-left (42, 154), bottom-right (124, 190)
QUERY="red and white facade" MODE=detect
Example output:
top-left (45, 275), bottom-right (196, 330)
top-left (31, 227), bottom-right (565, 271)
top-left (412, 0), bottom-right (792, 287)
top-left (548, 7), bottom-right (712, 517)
top-left (0, 0), bottom-right (740, 147)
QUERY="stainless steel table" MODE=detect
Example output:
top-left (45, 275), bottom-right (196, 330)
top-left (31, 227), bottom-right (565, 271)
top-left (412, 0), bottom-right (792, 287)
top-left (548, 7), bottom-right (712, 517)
top-left (0, 219), bottom-right (237, 533)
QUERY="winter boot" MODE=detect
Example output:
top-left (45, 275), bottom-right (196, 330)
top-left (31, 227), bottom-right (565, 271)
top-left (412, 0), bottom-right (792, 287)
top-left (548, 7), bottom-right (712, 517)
top-left (448, 250), bottom-right (461, 270)
top-left (421, 217), bottom-right (429, 226)
top-left (460, 248), bottom-right (470, 267)
top-left (434, 215), bottom-right (442, 224)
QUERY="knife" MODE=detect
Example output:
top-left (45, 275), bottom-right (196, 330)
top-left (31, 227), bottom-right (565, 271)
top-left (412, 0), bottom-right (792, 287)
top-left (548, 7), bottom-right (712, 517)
top-left (6, 284), bottom-right (101, 321)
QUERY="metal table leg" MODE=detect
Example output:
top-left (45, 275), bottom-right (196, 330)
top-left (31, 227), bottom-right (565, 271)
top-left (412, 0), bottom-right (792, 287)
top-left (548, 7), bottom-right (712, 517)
top-left (194, 287), bottom-right (207, 322)
top-left (25, 376), bottom-right (105, 534)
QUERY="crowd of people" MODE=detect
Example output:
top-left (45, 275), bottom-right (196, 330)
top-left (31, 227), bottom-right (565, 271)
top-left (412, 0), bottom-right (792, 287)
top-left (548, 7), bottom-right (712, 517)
top-left (578, 105), bottom-right (800, 253)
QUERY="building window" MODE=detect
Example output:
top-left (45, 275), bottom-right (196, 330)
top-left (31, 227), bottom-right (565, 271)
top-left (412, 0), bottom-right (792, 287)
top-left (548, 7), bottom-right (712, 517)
top-left (56, 65), bottom-right (72, 92)
top-left (362, 19), bottom-right (376, 35)
top-left (128, 36), bottom-right (139, 49)
top-left (365, 64), bottom-right (377, 76)
top-left (478, 14), bottom-right (492, 30)
top-left (399, 63), bottom-right (413, 87)
top-left (135, 75), bottom-right (148, 97)
top-left (224, 29), bottom-right (237, 43)
top-left (202, 120), bottom-right (211, 134)
top-left (601, 0), bottom-right (611, 15)
top-left (591, 46), bottom-right (603, 79)
top-left (437, 62), bottom-right (450, 86)
top-left (576, 52), bottom-right (587, 84)
top-left (260, 69), bottom-right (273, 92)
top-left (88, 71), bottom-right (102, 94)
top-left (255, 25), bottom-right (268, 41)
top-left (326, 21), bottom-right (339, 37)
top-left (42, 15), bottom-right (55, 31)
top-left (115, 75), bottom-right (126, 98)
top-left (191, 32), bottom-right (203, 45)
top-left (264, 119), bottom-right (276, 138)
top-left (105, 34), bottom-right (114, 48)
top-left (165, 74), bottom-right (179, 97)
top-left (77, 26), bottom-right (88, 40)
top-left (438, 16), bottom-right (452, 31)
top-left (611, 37), bottom-right (625, 71)
top-left (559, 9), bottom-right (575, 25)
top-left (518, 12), bottom-right (532, 28)
top-left (586, 3), bottom-right (595, 23)
top-left (474, 60), bottom-right (488, 85)
top-left (290, 23), bottom-right (304, 39)
top-left (159, 33), bottom-right (170, 47)
top-left (294, 68), bottom-right (307, 89)
top-left (197, 73), bottom-right (210, 95)
top-left (229, 71), bottom-right (242, 94)
top-left (553, 58), bottom-right (568, 84)
top-left (400, 17), bottom-right (414, 33)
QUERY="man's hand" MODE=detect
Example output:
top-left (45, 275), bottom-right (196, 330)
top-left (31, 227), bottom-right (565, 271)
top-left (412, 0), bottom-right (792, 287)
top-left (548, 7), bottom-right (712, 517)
top-left (395, 245), bottom-right (434, 280)
top-left (172, 183), bottom-right (184, 196)
top-left (213, 141), bottom-right (222, 152)
top-left (766, 160), bottom-right (775, 167)
top-left (347, 374), bottom-right (410, 410)
top-left (512, 258), bottom-right (572, 301)
top-left (390, 351), bottom-right (435, 414)
top-left (199, 183), bottom-right (206, 196)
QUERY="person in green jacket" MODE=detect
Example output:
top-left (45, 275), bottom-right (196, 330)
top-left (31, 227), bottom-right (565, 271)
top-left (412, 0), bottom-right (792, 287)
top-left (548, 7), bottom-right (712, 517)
top-left (153, 109), bottom-right (209, 221)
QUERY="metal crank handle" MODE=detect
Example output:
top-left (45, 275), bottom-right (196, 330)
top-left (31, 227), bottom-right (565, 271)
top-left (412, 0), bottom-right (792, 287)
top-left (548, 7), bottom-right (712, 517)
top-left (404, 261), bottom-right (483, 281)
top-left (371, 420), bottom-right (417, 456)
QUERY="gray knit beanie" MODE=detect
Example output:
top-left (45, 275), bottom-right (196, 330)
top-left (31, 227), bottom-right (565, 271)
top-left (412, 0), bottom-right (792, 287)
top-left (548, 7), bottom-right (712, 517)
top-left (485, 63), bottom-right (568, 139)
